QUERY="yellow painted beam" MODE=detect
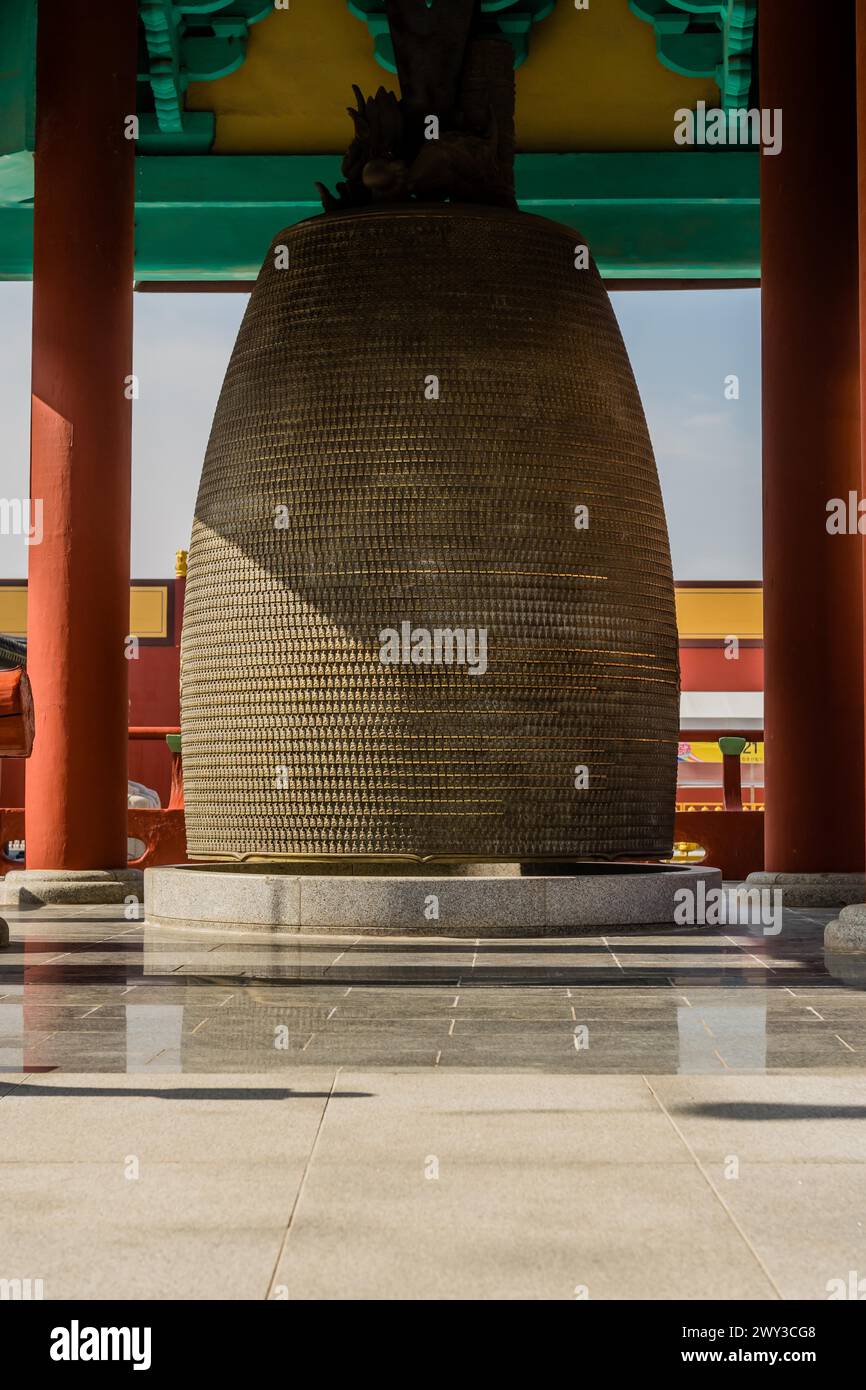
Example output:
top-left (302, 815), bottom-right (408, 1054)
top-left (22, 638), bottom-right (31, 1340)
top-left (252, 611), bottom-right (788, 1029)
top-left (675, 586), bottom-right (763, 641)
top-left (2, 582), bottom-right (761, 644)
top-left (0, 584), bottom-right (169, 639)
top-left (130, 585), bottom-right (169, 640)
top-left (0, 585), bottom-right (27, 636)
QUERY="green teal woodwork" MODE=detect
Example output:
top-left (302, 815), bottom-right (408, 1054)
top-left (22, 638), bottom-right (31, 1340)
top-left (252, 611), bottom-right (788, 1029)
top-left (138, 1), bottom-right (272, 153)
top-left (0, 151), bottom-right (759, 280)
top-left (630, 1), bottom-right (757, 111)
top-left (0, 0), bottom-right (273, 170)
top-left (348, 1), bottom-right (556, 73)
top-left (0, 0), bottom-right (35, 203)
top-left (0, 0), bottom-right (759, 280)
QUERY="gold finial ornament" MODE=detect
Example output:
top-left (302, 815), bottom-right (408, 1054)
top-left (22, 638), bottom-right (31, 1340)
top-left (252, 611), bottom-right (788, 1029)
top-left (175, 549), bottom-right (188, 578)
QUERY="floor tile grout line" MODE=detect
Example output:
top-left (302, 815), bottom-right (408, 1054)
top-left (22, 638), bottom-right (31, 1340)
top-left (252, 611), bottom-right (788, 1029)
top-left (723, 933), bottom-right (777, 975)
top-left (600, 936), bottom-right (624, 972)
top-left (641, 1074), bottom-right (784, 1300)
top-left (264, 1066), bottom-right (341, 1299)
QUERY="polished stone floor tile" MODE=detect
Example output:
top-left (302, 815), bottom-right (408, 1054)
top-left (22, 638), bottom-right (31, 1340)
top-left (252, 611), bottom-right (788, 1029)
top-left (1, 899), bottom-right (864, 1075)
top-left (0, 1159), bottom-right (300, 1300)
top-left (269, 1070), bottom-right (778, 1300)
top-left (688, 1163), bottom-right (866, 1303)
top-left (3, 901), bottom-right (866, 1298)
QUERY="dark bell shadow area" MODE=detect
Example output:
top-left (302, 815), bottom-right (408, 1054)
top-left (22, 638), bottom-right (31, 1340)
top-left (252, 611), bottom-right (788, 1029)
top-left (679, 1102), bottom-right (866, 1121)
top-left (0, 1083), bottom-right (372, 1100)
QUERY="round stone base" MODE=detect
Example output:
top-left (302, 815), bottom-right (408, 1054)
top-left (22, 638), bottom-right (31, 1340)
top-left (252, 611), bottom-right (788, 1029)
top-left (744, 871), bottom-right (866, 910)
top-left (825, 902), bottom-right (866, 954)
top-left (2, 869), bottom-right (144, 908)
top-left (145, 862), bottom-right (723, 936)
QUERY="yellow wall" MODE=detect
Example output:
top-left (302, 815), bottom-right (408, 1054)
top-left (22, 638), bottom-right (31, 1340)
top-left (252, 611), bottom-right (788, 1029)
top-left (187, 1), bottom-right (719, 155)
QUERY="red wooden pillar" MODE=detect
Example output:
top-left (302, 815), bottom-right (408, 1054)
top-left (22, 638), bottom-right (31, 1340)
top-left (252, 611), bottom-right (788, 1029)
top-left (760, 0), bottom-right (865, 872)
top-left (858, 0), bottom-right (866, 875)
top-left (25, 1), bottom-right (138, 870)
top-left (169, 550), bottom-right (187, 810)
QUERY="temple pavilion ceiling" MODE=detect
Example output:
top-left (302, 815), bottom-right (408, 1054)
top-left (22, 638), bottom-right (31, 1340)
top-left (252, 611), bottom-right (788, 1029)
top-left (0, 1), bottom-right (759, 280)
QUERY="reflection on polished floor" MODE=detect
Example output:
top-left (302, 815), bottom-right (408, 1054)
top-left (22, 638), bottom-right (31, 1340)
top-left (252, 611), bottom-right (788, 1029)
top-left (2, 904), bottom-right (866, 1300)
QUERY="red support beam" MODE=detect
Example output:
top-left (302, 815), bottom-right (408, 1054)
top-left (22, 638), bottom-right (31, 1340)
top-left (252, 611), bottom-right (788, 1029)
top-left (25, 2), bottom-right (138, 869)
top-left (760, 0), bottom-right (865, 872)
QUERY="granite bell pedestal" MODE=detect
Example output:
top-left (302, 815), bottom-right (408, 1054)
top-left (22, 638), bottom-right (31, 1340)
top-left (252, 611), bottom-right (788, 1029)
top-left (145, 863), bottom-right (723, 936)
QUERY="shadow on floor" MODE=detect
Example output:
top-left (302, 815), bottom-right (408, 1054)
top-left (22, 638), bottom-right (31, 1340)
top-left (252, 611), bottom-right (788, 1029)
top-left (679, 1101), bottom-right (866, 1120)
top-left (2, 1083), bottom-right (373, 1101)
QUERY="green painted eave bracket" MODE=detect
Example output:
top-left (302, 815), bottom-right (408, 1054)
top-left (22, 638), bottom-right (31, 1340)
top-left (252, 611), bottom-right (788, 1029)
top-left (348, 1), bottom-right (556, 73)
top-left (630, 1), bottom-right (757, 112)
top-left (0, 0), bottom-right (270, 178)
top-left (0, 150), bottom-right (759, 281)
top-left (137, 0), bottom-right (272, 152)
top-left (137, 111), bottom-right (216, 155)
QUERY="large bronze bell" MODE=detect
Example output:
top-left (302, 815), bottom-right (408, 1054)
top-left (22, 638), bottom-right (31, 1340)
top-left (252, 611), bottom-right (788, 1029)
top-left (180, 9), bottom-right (679, 863)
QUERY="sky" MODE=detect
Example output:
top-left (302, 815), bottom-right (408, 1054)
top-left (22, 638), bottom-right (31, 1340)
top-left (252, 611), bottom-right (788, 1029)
top-left (0, 283), bottom-right (761, 582)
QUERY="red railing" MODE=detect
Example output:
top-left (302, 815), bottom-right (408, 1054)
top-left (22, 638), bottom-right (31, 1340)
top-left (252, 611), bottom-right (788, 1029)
top-left (0, 726), bottom-right (187, 874)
